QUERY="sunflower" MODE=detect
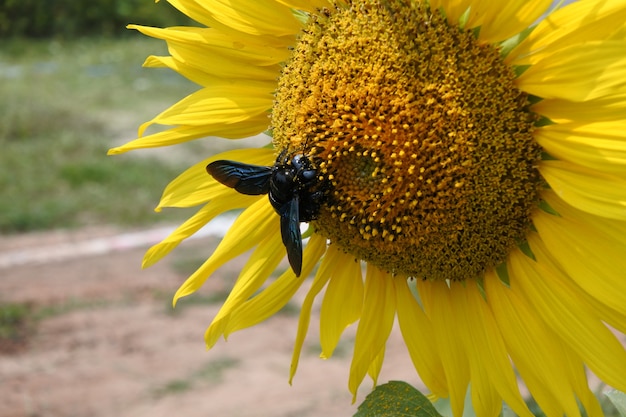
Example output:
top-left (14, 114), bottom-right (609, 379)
top-left (109, 0), bottom-right (626, 416)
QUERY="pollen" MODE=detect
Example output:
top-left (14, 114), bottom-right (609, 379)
top-left (271, 0), bottom-right (542, 281)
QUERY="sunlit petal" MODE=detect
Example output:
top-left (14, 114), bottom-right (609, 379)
top-left (157, 148), bottom-right (274, 208)
top-left (531, 94), bottom-right (626, 124)
top-left (138, 83), bottom-right (274, 133)
top-left (453, 282), bottom-right (532, 417)
top-left (510, 244), bottom-right (626, 392)
top-left (417, 280), bottom-right (470, 417)
top-left (142, 197), bottom-right (253, 268)
top-left (395, 278), bottom-right (447, 398)
top-left (485, 265), bottom-right (590, 417)
top-left (471, 0), bottom-right (552, 43)
top-left (539, 160), bottom-right (626, 220)
top-left (108, 115), bottom-right (269, 154)
top-left (173, 198), bottom-right (276, 304)
top-left (205, 229), bottom-right (285, 348)
top-left (534, 191), bottom-right (626, 319)
top-left (348, 266), bottom-right (396, 400)
top-left (223, 234), bottom-right (327, 335)
top-left (535, 121), bottom-right (626, 174)
top-left (509, 0), bottom-right (626, 65)
top-left (289, 243), bottom-right (339, 382)
top-left (516, 41), bottom-right (626, 102)
top-left (168, 0), bottom-right (301, 40)
top-left (319, 249), bottom-right (363, 359)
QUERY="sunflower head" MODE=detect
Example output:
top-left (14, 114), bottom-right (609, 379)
top-left (272, 0), bottom-right (543, 281)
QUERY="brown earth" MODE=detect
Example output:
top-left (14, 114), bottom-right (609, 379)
top-left (0, 226), bottom-right (422, 417)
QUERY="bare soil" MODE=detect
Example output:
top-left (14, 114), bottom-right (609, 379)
top-left (0, 227), bottom-right (421, 417)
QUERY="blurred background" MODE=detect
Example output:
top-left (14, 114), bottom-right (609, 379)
top-left (0, 0), bottom-right (199, 234)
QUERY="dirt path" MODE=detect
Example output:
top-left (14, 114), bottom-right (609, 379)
top-left (0, 226), bottom-right (421, 417)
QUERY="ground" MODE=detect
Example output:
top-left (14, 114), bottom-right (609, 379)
top-left (0, 225), bottom-right (422, 417)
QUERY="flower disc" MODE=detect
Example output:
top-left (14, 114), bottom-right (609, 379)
top-left (272, 0), bottom-right (542, 281)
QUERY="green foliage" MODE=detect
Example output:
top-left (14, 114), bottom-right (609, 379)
top-left (166, 292), bottom-right (233, 316)
top-left (0, 0), bottom-right (195, 38)
top-left (153, 358), bottom-right (239, 397)
top-left (157, 379), bottom-right (193, 395)
top-left (606, 390), bottom-right (626, 417)
top-left (0, 37), bottom-right (199, 233)
top-left (194, 357), bottom-right (239, 382)
top-left (0, 303), bottom-right (31, 339)
top-left (33, 298), bottom-right (116, 320)
top-left (0, 302), bottom-right (33, 353)
top-left (0, 129), bottom-right (188, 232)
top-left (355, 381), bottom-right (443, 417)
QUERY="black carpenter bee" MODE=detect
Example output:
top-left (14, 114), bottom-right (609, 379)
top-left (207, 150), bottom-right (327, 277)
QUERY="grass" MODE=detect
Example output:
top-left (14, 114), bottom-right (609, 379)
top-left (33, 297), bottom-right (119, 320)
top-left (0, 36), bottom-right (205, 233)
top-left (153, 357), bottom-right (240, 397)
top-left (164, 292), bottom-right (234, 316)
top-left (0, 302), bottom-right (33, 353)
top-left (0, 296), bottom-right (135, 353)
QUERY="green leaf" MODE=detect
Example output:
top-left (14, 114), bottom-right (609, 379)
top-left (605, 390), bottom-right (626, 417)
top-left (495, 262), bottom-right (510, 287)
top-left (354, 381), bottom-right (443, 417)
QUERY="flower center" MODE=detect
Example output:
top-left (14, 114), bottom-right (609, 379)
top-left (271, 0), bottom-right (542, 281)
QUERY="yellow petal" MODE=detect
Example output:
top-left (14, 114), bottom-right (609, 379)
top-left (433, 0), bottom-right (472, 26)
top-left (168, 0), bottom-right (301, 40)
top-left (417, 280), bottom-right (469, 417)
top-left (395, 278), bottom-right (447, 398)
top-left (534, 191), bottom-right (626, 320)
top-left (539, 160), bottom-right (626, 220)
top-left (348, 266), bottom-right (396, 400)
top-left (147, 36), bottom-right (284, 81)
top-left (275, 0), bottom-right (331, 12)
top-left (509, 0), bottom-right (626, 65)
top-left (452, 281), bottom-right (533, 417)
top-left (142, 197), bottom-right (253, 268)
top-left (158, 148), bottom-right (274, 208)
top-left (205, 229), bottom-right (285, 348)
top-left (129, 25), bottom-right (290, 67)
top-left (535, 121), bottom-right (626, 174)
top-left (510, 244), bottom-right (626, 393)
top-left (107, 115), bottom-right (269, 154)
top-left (516, 41), bottom-right (626, 102)
top-left (161, 45), bottom-right (281, 81)
top-left (151, 48), bottom-right (280, 81)
top-left (319, 250), bottom-right (363, 359)
top-left (142, 55), bottom-right (221, 87)
top-left (138, 83), bottom-right (274, 133)
top-left (521, 234), bottom-right (609, 417)
top-left (223, 233), bottom-right (327, 335)
top-left (367, 345), bottom-right (385, 387)
top-left (485, 265), bottom-right (590, 417)
top-left (559, 347), bottom-right (604, 417)
top-left (173, 198), bottom-right (276, 304)
top-left (531, 94), bottom-right (626, 124)
top-left (470, 0), bottom-right (551, 43)
top-left (162, 0), bottom-right (220, 29)
top-left (289, 243), bottom-right (338, 382)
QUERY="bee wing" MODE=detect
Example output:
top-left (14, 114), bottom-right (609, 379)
top-left (207, 160), bottom-right (272, 195)
top-left (280, 195), bottom-right (303, 277)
